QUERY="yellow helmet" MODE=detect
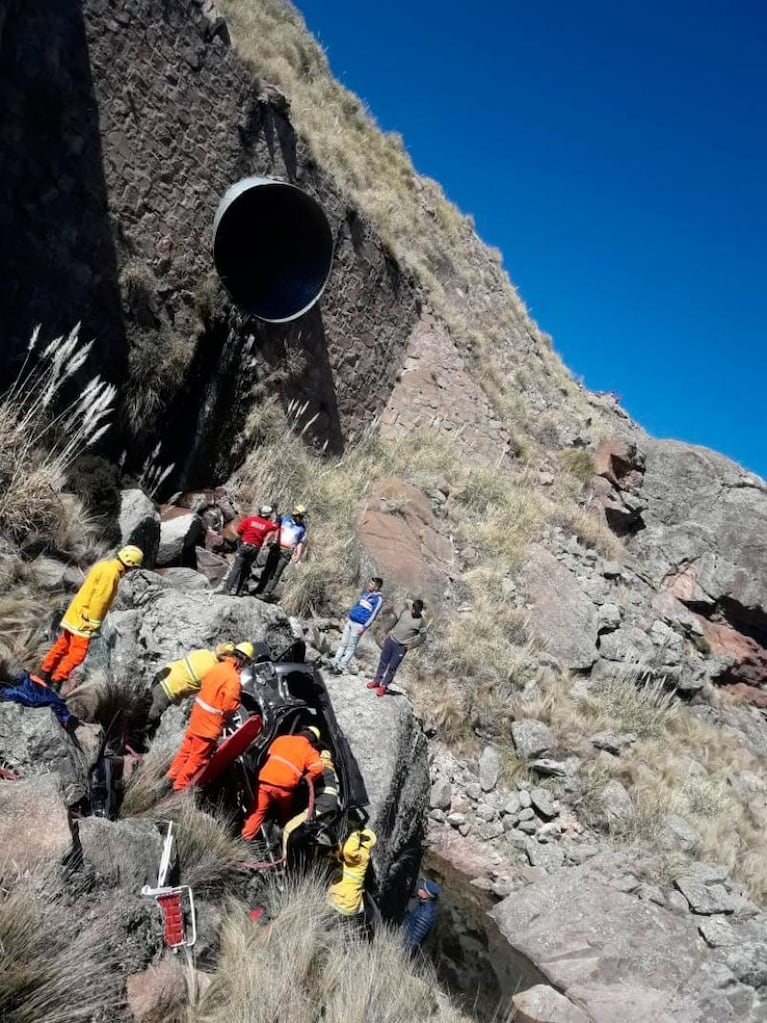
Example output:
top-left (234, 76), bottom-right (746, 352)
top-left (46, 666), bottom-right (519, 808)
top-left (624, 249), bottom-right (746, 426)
top-left (292, 504), bottom-right (307, 517)
top-left (232, 641), bottom-right (254, 662)
top-left (117, 545), bottom-right (144, 568)
top-left (306, 725), bottom-right (320, 740)
top-left (215, 642), bottom-right (236, 658)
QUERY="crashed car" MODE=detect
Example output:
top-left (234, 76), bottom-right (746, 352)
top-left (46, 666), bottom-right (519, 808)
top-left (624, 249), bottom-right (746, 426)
top-left (198, 639), bottom-right (370, 861)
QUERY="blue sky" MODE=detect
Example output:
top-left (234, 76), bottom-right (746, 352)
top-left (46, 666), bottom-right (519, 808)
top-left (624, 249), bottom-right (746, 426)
top-left (295, 0), bottom-right (767, 477)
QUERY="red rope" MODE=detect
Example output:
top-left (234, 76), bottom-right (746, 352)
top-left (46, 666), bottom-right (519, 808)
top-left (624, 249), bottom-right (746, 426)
top-left (0, 767), bottom-right (20, 781)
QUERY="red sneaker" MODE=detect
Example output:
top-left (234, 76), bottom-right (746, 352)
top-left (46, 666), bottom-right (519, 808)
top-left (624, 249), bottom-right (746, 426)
top-left (366, 680), bottom-right (379, 689)
top-left (375, 686), bottom-right (387, 697)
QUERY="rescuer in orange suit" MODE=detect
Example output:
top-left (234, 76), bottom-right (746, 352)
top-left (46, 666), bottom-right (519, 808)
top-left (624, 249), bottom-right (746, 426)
top-left (166, 642), bottom-right (254, 791)
top-left (241, 726), bottom-right (325, 841)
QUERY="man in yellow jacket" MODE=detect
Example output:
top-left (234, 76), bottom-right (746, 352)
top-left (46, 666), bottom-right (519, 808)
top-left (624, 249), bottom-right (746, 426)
top-left (39, 545), bottom-right (143, 687)
top-left (328, 827), bottom-right (377, 917)
top-left (145, 642), bottom-right (235, 734)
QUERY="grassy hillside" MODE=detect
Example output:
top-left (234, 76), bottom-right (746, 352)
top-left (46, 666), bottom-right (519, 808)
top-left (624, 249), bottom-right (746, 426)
top-left (216, 0), bottom-right (612, 455)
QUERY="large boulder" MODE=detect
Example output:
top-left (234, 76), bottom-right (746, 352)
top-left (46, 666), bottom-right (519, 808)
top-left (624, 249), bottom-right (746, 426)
top-left (0, 703), bottom-right (100, 803)
top-left (324, 673), bottom-right (429, 918)
top-left (101, 588), bottom-right (293, 691)
top-left (156, 508), bottom-right (204, 568)
top-left (0, 775), bottom-right (74, 866)
top-left (359, 479), bottom-right (454, 601)
top-left (119, 489), bottom-right (161, 568)
top-left (77, 817), bottom-right (164, 888)
top-left (491, 851), bottom-right (757, 1022)
top-left (520, 547), bottom-right (599, 671)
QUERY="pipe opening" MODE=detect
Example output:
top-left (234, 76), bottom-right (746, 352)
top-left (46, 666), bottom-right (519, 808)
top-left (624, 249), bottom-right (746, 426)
top-left (213, 177), bottom-right (333, 323)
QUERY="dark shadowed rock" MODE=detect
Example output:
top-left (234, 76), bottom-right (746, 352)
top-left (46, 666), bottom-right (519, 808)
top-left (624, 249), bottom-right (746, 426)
top-left (119, 489), bottom-right (161, 568)
top-left (0, 775), bottom-right (74, 866)
top-left (520, 547), bottom-right (599, 671)
top-left (324, 672), bottom-right (429, 917)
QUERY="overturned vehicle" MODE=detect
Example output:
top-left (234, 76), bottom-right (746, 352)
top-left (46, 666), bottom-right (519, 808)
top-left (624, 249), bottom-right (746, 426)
top-left (193, 640), bottom-right (370, 863)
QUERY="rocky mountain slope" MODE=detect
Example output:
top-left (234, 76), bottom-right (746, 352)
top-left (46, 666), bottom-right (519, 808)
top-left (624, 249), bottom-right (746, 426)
top-left (3, 1), bottom-right (767, 1021)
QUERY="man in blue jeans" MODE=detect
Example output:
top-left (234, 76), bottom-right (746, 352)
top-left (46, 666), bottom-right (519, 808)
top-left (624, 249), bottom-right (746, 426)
top-left (330, 577), bottom-right (383, 675)
top-left (367, 598), bottom-right (427, 696)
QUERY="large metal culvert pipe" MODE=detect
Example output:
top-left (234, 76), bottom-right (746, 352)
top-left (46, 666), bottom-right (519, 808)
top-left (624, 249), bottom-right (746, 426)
top-left (212, 176), bottom-right (334, 323)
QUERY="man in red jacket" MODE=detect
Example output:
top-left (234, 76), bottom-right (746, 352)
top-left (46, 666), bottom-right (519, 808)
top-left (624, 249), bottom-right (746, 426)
top-left (241, 726), bottom-right (325, 841)
top-left (216, 505), bottom-right (278, 596)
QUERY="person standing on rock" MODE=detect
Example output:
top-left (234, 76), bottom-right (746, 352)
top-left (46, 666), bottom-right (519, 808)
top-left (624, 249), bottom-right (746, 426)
top-left (145, 642), bottom-right (236, 735)
top-left (403, 879), bottom-right (441, 956)
top-left (330, 577), bottom-right (384, 675)
top-left (367, 598), bottom-right (427, 696)
top-left (254, 505), bottom-right (307, 601)
top-left (215, 505), bottom-right (278, 596)
top-left (241, 726), bottom-right (325, 841)
top-left (166, 641), bottom-right (254, 790)
top-left (38, 545), bottom-right (144, 689)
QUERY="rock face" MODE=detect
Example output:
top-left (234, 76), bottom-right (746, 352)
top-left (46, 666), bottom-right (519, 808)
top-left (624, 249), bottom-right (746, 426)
top-left (324, 673), bottom-right (429, 918)
top-left (156, 510), bottom-right (205, 568)
top-left (102, 583), bottom-right (293, 689)
top-left (77, 817), bottom-right (164, 889)
top-left (0, 703), bottom-right (100, 804)
top-left (0, 775), bottom-right (74, 866)
top-left (491, 852), bottom-right (760, 1022)
top-left (631, 440), bottom-right (767, 685)
top-left (119, 490), bottom-right (161, 568)
top-left (520, 547), bottom-right (599, 671)
top-left (359, 478), bottom-right (454, 601)
top-left (512, 984), bottom-right (590, 1023)
top-left (1, 0), bottom-right (420, 487)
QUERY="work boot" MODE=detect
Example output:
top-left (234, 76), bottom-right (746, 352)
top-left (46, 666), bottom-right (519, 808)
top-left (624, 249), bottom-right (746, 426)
top-left (366, 680), bottom-right (379, 690)
top-left (375, 686), bottom-right (387, 697)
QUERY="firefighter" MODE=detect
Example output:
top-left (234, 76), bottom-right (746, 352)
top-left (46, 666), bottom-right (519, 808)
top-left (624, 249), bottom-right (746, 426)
top-left (39, 545), bottom-right (144, 688)
top-left (145, 642), bottom-right (236, 735)
top-left (327, 827), bottom-right (377, 918)
top-left (241, 726), bottom-right (325, 841)
top-left (281, 746), bottom-right (340, 856)
top-left (166, 641), bottom-right (254, 791)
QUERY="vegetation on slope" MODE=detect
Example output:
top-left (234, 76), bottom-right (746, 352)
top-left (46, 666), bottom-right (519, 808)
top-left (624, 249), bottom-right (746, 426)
top-left (216, 0), bottom-right (600, 451)
top-left (192, 874), bottom-right (473, 1023)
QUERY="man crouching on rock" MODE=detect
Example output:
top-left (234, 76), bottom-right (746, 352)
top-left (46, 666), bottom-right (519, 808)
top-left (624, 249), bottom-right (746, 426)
top-left (166, 641), bottom-right (253, 790)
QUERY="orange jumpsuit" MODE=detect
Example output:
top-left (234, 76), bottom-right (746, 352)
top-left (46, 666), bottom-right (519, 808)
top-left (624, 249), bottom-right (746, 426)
top-left (241, 734), bottom-right (324, 841)
top-left (167, 658), bottom-right (242, 791)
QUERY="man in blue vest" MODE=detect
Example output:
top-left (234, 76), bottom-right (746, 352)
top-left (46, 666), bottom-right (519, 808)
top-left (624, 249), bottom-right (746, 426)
top-left (403, 879), bottom-right (441, 956)
top-left (330, 577), bottom-right (384, 675)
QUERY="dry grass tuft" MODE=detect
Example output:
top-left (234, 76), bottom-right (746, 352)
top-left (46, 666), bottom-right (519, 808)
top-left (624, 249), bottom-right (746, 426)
top-left (0, 326), bottom-right (116, 548)
top-left (131, 788), bottom-right (246, 895)
top-left (558, 447), bottom-right (596, 486)
top-left (0, 864), bottom-right (123, 1022)
top-left (191, 872), bottom-right (472, 1023)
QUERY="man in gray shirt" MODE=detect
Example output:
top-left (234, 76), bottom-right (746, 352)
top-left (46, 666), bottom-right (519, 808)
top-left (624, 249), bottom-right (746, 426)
top-left (367, 599), bottom-right (427, 696)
